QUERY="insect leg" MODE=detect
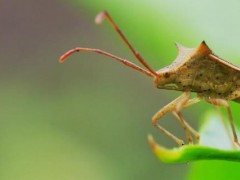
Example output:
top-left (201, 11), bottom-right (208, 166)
top-left (172, 97), bottom-right (201, 143)
top-left (206, 98), bottom-right (240, 147)
top-left (152, 92), bottom-right (193, 145)
top-left (215, 106), bottom-right (236, 149)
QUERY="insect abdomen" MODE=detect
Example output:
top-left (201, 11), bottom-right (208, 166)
top-left (174, 55), bottom-right (240, 100)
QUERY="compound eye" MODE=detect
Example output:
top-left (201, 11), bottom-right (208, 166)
top-left (163, 72), bottom-right (170, 78)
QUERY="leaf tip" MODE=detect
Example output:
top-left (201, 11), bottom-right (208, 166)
top-left (148, 134), bottom-right (158, 151)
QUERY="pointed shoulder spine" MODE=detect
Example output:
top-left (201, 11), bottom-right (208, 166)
top-left (196, 41), bottom-right (212, 56)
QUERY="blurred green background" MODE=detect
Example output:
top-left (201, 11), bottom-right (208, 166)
top-left (1, 0), bottom-right (240, 179)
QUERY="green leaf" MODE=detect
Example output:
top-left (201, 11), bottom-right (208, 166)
top-left (148, 112), bottom-right (240, 163)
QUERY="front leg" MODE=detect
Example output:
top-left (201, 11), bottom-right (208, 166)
top-left (172, 97), bottom-right (201, 144)
top-left (152, 92), bottom-right (199, 145)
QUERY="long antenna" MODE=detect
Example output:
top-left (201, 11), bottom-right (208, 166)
top-left (59, 11), bottom-right (158, 78)
top-left (95, 11), bottom-right (159, 77)
top-left (59, 47), bottom-right (154, 77)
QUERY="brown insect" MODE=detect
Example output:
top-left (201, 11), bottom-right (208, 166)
top-left (60, 11), bottom-right (240, 146)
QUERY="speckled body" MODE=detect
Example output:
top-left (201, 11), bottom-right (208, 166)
top-left (155, 41), bottom-right (240, 102)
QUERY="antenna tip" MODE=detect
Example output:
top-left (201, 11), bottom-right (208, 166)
top-left (59, 56), bottom-right (65, 63)
top-left (59, 50), bottom-right (73, 63)
top-left (95, 11), bottom-right (107, 24)
top-left (59, 48), bottom-right (81, 63)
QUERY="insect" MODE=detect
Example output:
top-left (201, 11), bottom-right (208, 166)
top-left (60, 11), bottom-right (240, 146)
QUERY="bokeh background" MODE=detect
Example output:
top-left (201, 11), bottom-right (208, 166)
top-left (1, 0), bottom-right (240, 179)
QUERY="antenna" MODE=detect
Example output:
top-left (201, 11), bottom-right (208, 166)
top-left (59, 11), bottom-right (159, 78)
